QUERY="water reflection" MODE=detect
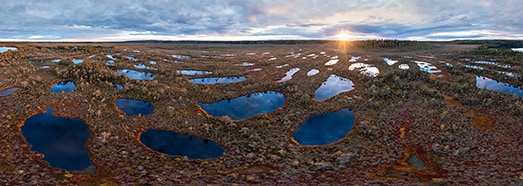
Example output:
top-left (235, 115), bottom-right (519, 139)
top-left (198, 91), bottom-right (285, 120)
top-left (314, 74), bottom-right (354, 101)
top-left (50, 81), bottom-right (76, 93)
top-left (0, 47), bottom-right (17, 53)
top-left (116, 69), bottom-right (156, 80)
top-left (115, 98), bottom-right (154, 116)
top-left (307, 69), bottom-right (320, 76)
top-left (190, 76), bottom-right (245, 85)
top-left (293, 108), bottom-right (354, 146)
top-left (134, 63), bottom-right (158, 70)
top-left (140, 129), bottom-right (226, 159)
top-left (72, 59), bottom-right (84, 64)
top-left (277, 68), bottom-right (300, 82)
top-left (413, 61), bottom-right (441, 73)
top-left (476, 76), bottom-right (523, 97)
top-left (349, 63), bottom-right (380, 77)
top-left (0, 87), bottom-right (17, 96)
top-left (21, 107), bottom-right (92, 171)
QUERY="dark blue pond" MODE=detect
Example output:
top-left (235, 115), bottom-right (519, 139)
top-left (116, 69), bottom-right (156, 80)
top-left (140, 129), bottom-right (226, 159)
top-left (476, 76), bottom-right (523, 97)
top-left (50, 81), bottom-right (76, 93)
top-left (115, 98), bottom-right (154, 116)
top-left (190, 76), bottom-right (245, 85)
top-left (0, 87), bottom-right (17, 96)
top-left (21, 107), bottom-right (92, 171)
top-left (198, 91), bottom-right (285, 120)
top-left (293, 108), bottom-right (355, 146)
top-left (314, 74), bottom-right (354, 101)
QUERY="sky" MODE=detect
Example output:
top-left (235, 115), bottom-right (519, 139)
top-left (1, 0), bottom-right (523, 41)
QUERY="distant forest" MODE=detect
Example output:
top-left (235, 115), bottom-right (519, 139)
top-left (126, 39), bottom-right (437, 50)
top-left (450, 40), bottom-right (523, 48)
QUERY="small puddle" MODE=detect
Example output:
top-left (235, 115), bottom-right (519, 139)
top-left (72, 59), bottom-right (84, 64)
top-left (126, 56), bottom-right (138, 61)
top-left (50, 81), bottom-right (76, 93)
top-left (115, 98), bottom-right (154, 116)
top-left (476, 76), bottom-right (523, 97)
top-left (172, 54), bottom-right (194, 60)
top-left (198, 91), bottom-right (285, 120)
top-left (140, 129), bottom-right (226, 159)
top-left (21, 107), bottom-right (92, 171)
top-left (349, 56), bottom-right (361, 62)
top-left (0, 47), bottom-right (17, 53)
top-left (105, 60), bottom-right (115, 66)
top-left (149, 60), bottom-right (157, 65)
top-left (314, 74), bottom-right (354, 101)
top-left (106, 54), bottom-right (116, 60)
top-left (277, 68), bottom-right (300, 82)
top-left (0, 87), bottom-right (17, 96)
top-left (248, 68), bottom-right (263, 72)
top-left (407, 154), bottom-right (427, 169)
top-left (325, 59), bottom-right (339, 66)
top-left (112, 83), bottom-right (123, 90)
top-left (177, 70), bottom-right (212, 75)
top-left (51, 59), bottom-right (61, 63)
top-left (307, 69), bottom-right (320, 76)
top-left (190, 76), bottom-right (245, 85)
top-left (384, 58), bottom-right (398, 66)
top-left (293, 108), bottom-right (355, 146)
top-left (235, 62), bottom-right (254, 66)
top-left (41, 66), bottom-right (50, 69)
top-left (275, 64), bottom-right (289, 68)
top-left (116, 69), bottom-right (156, 80)
top-left (472, 61), bottom-right (511, 68)
top-left (349, 63), bottom-right (380, 77)
top-left (413, 61), bottom-right (441, 73)
top-left (134, 63), bottom-right (158, 70)
top-left (464, 65), bottom-right (485, 70)
top-left (398, 64), bottom-right (410, 70)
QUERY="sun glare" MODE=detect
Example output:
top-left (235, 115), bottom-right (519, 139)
top-left (336, 32), bottom-right (352, 41)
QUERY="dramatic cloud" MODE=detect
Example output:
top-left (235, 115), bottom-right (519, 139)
top-left (1, 0), bottom-right (522, 41)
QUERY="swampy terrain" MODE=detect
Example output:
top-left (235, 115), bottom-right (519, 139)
top-left (0, 40), bottom-right (522, 185)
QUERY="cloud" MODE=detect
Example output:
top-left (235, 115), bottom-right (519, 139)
top-left (0, 0), bottom-right (522, 41)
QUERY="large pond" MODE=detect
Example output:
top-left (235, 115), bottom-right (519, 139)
top-left (0, 87), bottom-right (17, 96)
top-left (314, 74), bottom-right (354, 101)
top-left (476, 76), bottom-right (523, 97)
top-left (293, 108), bottom-right (355, 146)
top-left (117, 69), bottom-right (156, 80)
top-left (140, 129), bottom-right (226, 159)
top-left (21, 107), bottom-right (92, 171)
top-left (198, 91), bottom-right (285, 120)
top-left (190, 76), bottom-right (246, 85)
top-left (50, 81), bottom-right (76, 93)
top-left (115, 98), bottom-right (154, 116)
top-left (177, 70), bottom-right (213, 75)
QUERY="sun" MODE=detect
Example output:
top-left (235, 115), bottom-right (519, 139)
top-left (336, 32), bottom-right (352, 41)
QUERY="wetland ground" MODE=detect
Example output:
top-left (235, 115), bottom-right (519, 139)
top-left (0, 40), bottom-right (522, 185)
